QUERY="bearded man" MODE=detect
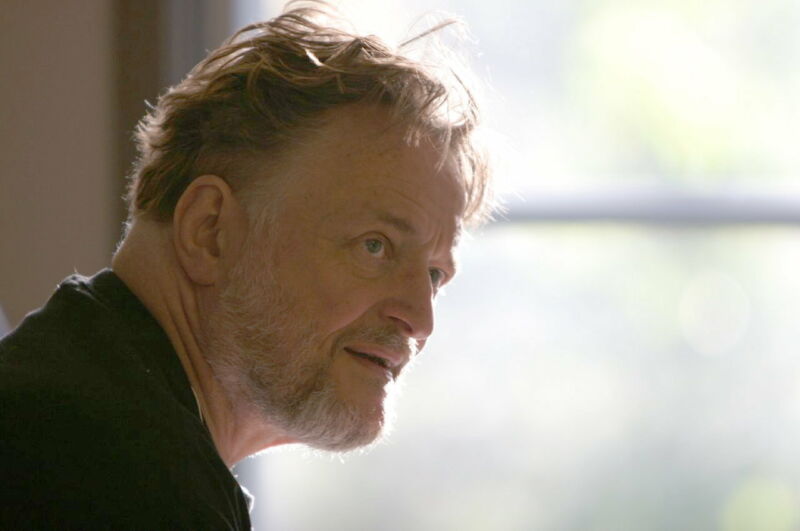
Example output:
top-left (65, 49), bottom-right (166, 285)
top-left (0, 3), bottom-right (491, 529)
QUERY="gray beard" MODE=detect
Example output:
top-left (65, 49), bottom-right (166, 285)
top-left (201, 246), bottom-right (392, 452)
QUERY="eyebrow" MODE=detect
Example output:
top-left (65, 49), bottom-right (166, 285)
top-left (375, 210), bottom-right (460, 276)
top-left (375, 211), bottom-right (416, 235)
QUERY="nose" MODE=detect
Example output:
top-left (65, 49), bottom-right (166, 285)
top-left (379, 268), bottom-right (435, 341)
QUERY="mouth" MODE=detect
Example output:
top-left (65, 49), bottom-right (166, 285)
top-left (344, 347), bottom-right (394, 378)
top-left (345, 347), bottom-right (389, 368)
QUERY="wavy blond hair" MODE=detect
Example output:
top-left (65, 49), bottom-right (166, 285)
top-left (127, 1), bottom-right (492, 226)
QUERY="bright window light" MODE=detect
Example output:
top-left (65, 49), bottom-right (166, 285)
top-left (226, 1), bottom-right (800, 529)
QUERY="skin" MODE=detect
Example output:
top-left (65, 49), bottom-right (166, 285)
top-left (112, 104), bottom-right (466, 466)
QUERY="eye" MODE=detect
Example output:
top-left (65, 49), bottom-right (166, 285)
top-left (363, 238), bottom-right (387, 258)
top-left (429, 268), bottom-right (446, 288)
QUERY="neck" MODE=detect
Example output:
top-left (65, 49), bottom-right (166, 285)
top-left (111, 219), bottom-right (293, 466)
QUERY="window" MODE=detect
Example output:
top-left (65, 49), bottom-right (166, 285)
top-left (223, 1), bottom-right (800, 528)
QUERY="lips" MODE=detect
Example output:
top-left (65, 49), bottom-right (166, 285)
top-left (342, 333), bottom-right (412, 380)
top-left (344, 347), bottom-right (391, 370)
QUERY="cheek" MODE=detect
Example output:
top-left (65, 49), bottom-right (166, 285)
top-left (305, 268), bottom-right (374, 332)
top-left (275, 245), bottom-right (372, 332)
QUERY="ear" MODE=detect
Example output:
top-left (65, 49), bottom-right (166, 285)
top-left (172, 175), bottom-right (246, 286)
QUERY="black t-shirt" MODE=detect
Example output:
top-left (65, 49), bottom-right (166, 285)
top-left (0, 270), bottom-right (252, 530)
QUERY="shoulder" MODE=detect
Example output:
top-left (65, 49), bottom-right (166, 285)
top-left (0, 346), bottom-right (248, 529)
top-left (0, 275), bottom-right (251, 530)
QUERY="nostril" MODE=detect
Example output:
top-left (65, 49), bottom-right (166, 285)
top-left (388, 315), bottom-right (413, 336)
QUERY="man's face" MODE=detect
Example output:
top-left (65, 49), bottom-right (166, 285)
top-left (206, 106), bottom-right (465, 452)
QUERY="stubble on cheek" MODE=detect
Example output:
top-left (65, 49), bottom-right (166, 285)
top-left (202, 228), bottom-right (410, 451)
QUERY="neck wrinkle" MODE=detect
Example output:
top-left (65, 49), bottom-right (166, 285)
top-left (112, 224), bottom-right (294, 467)
top-left (152, 260), bottom-right (260, 467)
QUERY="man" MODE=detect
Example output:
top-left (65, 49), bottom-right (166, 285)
top-left (0, 3), bottom-right (491, 529)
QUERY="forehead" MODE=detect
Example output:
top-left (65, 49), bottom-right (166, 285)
top-left (270, 105), bottom-right (466, 238)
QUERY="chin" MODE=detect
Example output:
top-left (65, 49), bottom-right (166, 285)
top-left (331, 390), bottom-right (399, 454)
top-left (263, 377), bottom-right (388, 454)
top-left (301, 422), bottom-right (384, 454)
top-left (310, 403), bottom-right (388, 453)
